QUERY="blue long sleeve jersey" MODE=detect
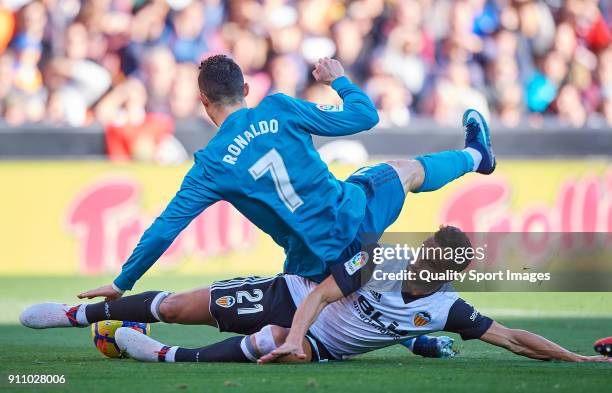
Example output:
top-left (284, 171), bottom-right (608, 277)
top-left (113, 76), bottom-right (379, 291)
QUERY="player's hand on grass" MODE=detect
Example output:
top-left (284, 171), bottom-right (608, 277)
top-left (312, 58), bottom-right (345, 85)
top-left (575, 355), bottom-right (612, 363)
top-left (78, 284), bottom-right (123, 301)
top-left (257, 340), bottom-right (306, 364)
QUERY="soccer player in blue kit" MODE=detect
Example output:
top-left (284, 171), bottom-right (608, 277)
top-left (72, 54), bottom-right (495, 303)
top-left (24, 54), bottom-right (493, 348)
top-left (19, 55), bottom-right (610, 365)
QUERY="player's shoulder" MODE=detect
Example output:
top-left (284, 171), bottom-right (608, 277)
top-left (260, 92), bottom-right (293, 108)
top-left (260, 92), bottom-right (313, 113)
top-left (194, 141), bottom-right (217, 161)
top-left (257, 93), bottom-right (311, 126)
top-left (443, 297), bottom-right (494, 340)
top-left (193, 144), bottom-right (225, 176)
top-left (447, 297), bottom-right (478, 319)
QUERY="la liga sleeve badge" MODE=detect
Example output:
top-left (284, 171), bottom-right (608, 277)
top-left (316, 104), bottom-right (344, 112)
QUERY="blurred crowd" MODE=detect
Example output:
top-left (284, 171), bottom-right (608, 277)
top-left (0, 0), bottom-right (611, 157)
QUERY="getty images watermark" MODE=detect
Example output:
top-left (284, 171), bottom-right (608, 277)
top-left (370, 243), bottom-right (551, 284)
top-left (359, 232), bottom-right (612, 292)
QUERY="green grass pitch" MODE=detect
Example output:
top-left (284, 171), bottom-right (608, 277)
top-left (0, 276), bottom-right (610, 393)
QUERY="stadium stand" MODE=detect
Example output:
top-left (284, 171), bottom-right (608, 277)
top-left (0, 0), bottom-right (610, 162)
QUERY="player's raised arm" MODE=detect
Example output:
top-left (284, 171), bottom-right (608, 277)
top-left (280, 58), bottom-right (379, 136)
top-left (480, 321), bottom-right (612, 363)
top-left (79, 165), bottom-right (220, 299)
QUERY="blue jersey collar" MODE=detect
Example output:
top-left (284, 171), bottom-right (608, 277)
top-left (219, 107), bottom-right (249, 131)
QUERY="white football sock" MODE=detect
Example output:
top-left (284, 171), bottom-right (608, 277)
top-left (165, 346), bottom-right (179, 363)
top-left (463, 147), bottom-right (482, 172)
top-left (75, 305), bottom-right (89, 325)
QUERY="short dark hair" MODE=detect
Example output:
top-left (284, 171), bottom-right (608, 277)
top-left (432, 225), bottom-right (473, 272)
top-left (198, 55), bottom-right (244, 105)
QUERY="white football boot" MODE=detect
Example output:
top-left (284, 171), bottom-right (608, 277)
top-left (116, 327), bottom-right (172, 362)
top-left (20, 303), bottom-right (86, 329)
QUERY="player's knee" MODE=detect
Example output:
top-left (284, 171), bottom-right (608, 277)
top-left (386, 159), bottom-right (424, 193)
top-left (158, 294), bottom-right (183, 323)
top-left (252, 325), bottom-right (288, 355)
top-left (268, 325), bottom-right (289, 346)
top-left (386, 159), bottom-right (420, 174)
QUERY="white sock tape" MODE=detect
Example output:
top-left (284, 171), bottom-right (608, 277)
top-left (150, 292), bottom-right (171, 322)
top-left (240, 337), bottom-right (258, 362)
top-left (165, 346), bottom-right (178, 363)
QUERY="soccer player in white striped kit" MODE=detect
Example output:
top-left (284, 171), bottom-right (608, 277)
top-left (21, 227), bottom-right (610, 363)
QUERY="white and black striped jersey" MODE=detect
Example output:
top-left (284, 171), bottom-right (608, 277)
top-left (283, 252), bottom-right (493, 359)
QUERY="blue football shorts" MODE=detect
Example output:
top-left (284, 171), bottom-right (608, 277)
top-left (333, 163), bottom-right (406, 263)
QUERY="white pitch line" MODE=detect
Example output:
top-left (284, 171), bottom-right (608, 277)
top-left (481, 308), bottom-right (612, 318)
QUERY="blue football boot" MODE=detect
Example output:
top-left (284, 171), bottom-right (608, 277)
top-left (463, 109), bottom-right (496, 175)
top-left (400, 335), bottom-right (459, 359)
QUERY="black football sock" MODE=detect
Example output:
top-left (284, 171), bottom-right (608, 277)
top-left (174, 336), bottom-right (252, 363)
top-left (84, 291), bottom-right (169, 323)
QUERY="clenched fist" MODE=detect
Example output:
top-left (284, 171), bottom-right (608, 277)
top-left (312, 58), bottom-right (345, 85)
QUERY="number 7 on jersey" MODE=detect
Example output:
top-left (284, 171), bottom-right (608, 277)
top-left (249, 148), bottom-right (304, 213)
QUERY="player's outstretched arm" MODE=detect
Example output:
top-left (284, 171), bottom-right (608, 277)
top-left (258, 275), bottom-right (344, 364)
top-left (480, 321), bottom-right (612, 362)
top-left (79, 165), bottom-right (219, 298)
top-left (78, 284), bottom-right (123, 301)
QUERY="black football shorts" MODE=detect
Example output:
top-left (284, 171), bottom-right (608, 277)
top-left (209, 275), bottom-right (296, 335)
top-left (208, 274), bottom-right (337, 361)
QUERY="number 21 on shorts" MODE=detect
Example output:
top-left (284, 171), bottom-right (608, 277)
top-left (237, 289), bottom-right (264, 315)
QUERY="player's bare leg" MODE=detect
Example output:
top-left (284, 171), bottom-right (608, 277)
top-left (20, 287), bottom-right (217, 329)
top-left (116, 324), bottom-right (312, 363)
top-left (157, 288), bottom-right (216, 325)
top-left (386, 159), bottom-right (425, 193)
